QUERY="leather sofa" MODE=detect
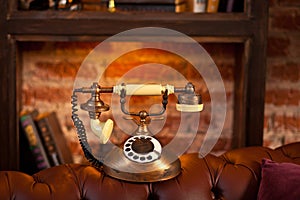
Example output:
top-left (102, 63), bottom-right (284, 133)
top-left (1, 142), bottom-right (299, 200)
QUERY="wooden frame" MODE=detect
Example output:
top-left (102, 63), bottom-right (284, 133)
top-left (0, 0), bottom-right (268, 170)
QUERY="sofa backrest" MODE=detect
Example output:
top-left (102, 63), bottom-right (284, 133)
top-left (1, 142), bottom-right (299, 200)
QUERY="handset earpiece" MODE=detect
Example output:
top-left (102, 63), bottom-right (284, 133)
top-left (75, 82), bottom-right (114, 144)
top-left (90, 118), bottom-right (114, 144)
top-left (175, 82), bottom-right (203, 112)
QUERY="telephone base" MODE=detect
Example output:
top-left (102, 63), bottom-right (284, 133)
top-left (102, 147), bottom-right (181, 182)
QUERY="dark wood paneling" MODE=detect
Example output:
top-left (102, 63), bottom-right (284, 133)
top-left (232, 41), bottom-right (249, 148)
top-left (244, 0), bottom-right (269, 146)
top-left (7, 12), bottom-right (254, 37)
top-left (0, 2), bottom-right (19, 170)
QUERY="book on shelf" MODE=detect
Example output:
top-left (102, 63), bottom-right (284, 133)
top-left (20, 110), bottom-right (73, 173)
top-left (115, 3), bottom-right (186, 12)
top-left (191, 0), bottom-right (207, 13)
top-left (35, 112), bottom-right (74, 166)
top-left (225, 0), bottom-right (234, 12)
top-left (81, 0), bottom-right (107, 11)
top-left (229, 0), bottom-right (243, 12)
top-left (206, 0), bottom-right (219, 13)
top-left (217, 0), bottom-right (244, 13)
top-left (20, 111), bottom-right (51, 173)
top-left (114, 0), bottom-right (187, 12)
top-left (114, 0), bottom-right (186, 4)
top-left (217, 0), bottom-right (227, 12)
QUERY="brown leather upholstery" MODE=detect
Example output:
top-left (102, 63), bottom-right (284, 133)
top-left (1, 142), bottom-right (299, 200)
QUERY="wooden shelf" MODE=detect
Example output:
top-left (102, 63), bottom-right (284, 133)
top-left (7, 11), bottom-right (253, 37)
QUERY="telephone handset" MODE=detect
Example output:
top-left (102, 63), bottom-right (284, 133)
top-left (71, 82), bottom-right (203, 182)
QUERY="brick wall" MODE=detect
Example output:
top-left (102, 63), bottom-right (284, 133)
top-left (20, 41), bottom-right (235, 162)
top-left (264, 0), bottom-right (300, 148)
top-left (20, 1), bottom-right (300, 162)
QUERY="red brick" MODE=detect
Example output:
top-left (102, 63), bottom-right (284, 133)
top-left (267, 36), bottom-right (290, 57)
top-left (268, 0), bottom-right (277, 7)
top-left (36, 61), bottom-right (81, 78)
top-left (24, 86), bottom-right (73, 103)
top-left (54, 41), bottom-right (99, 51)
top-left (269, 62), bottom-right (300, 82)
top-left (270, 8), bottom-right (300, 31)
top-left (22, 87), bottom-right (35, 106)
top-left (264, 112), bottom-right (299, 132)
top-left (278, 0), bottom-right (300, 6)
top-left (69, 140), bottom-right (84, 156)
top-left (202, 43), bottom-right (237, 59)
top-left (218, 63), bottom-right (234, 81)
top-left (265, 88), bottom-right (300, 105)
top-left (104, 48), bottom-right (189, 78)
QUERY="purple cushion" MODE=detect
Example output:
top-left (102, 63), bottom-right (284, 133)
top-left (258, 158), bottom-right (300, 200)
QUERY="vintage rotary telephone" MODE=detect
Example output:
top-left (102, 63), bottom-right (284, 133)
top-left (71, 82), bottom-right (203, 182)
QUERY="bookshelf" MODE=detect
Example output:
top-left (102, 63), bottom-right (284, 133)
top-left (0, 0), bottom-right (268, 170)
